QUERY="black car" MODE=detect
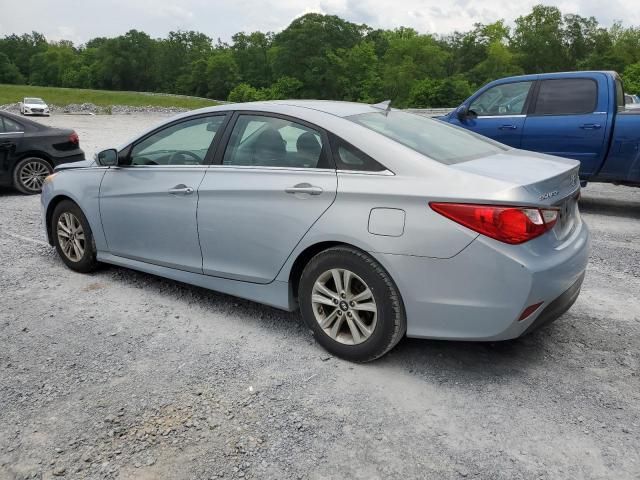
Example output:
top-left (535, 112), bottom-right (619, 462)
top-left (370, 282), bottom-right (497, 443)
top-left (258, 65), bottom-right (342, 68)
top-left (0, 111), bottom-right (84, 194)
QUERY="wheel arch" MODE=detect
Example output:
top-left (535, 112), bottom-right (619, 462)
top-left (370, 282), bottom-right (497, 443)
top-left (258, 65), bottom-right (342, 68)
top-left (45, 194), bottom-right (80, 245)
top-left (15, 151), bottom-right (55, 167)
top-left (287, 241), bottom-right (404, 308)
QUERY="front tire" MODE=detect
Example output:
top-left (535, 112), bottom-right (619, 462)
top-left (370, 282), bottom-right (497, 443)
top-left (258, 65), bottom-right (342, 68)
top-left (13, 157), bottom-right (52, 194)
top-left (51, 200), bottom-right (99, 273)
top-left (299, 246), bottom-right (406, 362)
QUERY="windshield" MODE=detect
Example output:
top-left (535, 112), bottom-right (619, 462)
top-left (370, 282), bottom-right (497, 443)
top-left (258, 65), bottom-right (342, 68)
top-left (25, 98), bottom-right (45, 104)
top-left (347, 110), bottom-right (508, 164)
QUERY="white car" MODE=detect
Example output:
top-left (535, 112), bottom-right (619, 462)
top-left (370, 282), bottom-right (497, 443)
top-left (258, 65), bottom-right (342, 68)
top-left (19, 97), bottom-right (50, 116)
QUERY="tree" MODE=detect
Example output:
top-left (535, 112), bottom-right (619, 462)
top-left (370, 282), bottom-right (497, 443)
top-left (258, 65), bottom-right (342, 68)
top-left (623, 63), bottom-right (640, 94)
top-left (0, 52), bottom-right (25, 84)
top-left (381, 28), bottom-right (449, 107)
top-left (511, 5), bottom-right (567, 73)
top-left (270, 13), bottom-right (368, 98)
top-left (231, 31), bottom-right (273, 88)
top-left (206, 50), bottom-right (240, 99)
top-left (471, 41), bottom-right (523, 85)
top-left (408, 77), bottom-right (473, 108)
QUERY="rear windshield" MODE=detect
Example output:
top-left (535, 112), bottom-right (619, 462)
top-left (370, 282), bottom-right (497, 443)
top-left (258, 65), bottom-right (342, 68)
top-left (347, 111), bottom-right (507, 165)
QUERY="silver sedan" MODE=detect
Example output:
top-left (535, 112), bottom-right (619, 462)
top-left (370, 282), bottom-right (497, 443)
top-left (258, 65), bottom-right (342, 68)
top-left (41, 101), bottom-right (589, 362)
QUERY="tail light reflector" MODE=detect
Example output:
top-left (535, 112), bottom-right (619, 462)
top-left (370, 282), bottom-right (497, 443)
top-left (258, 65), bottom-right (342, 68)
top-left (519, 302), bottom-right (544, 321)
top-left (430, 203), bottom-right (559, 245)
top-left (69, 131), bottom-right (79, 144)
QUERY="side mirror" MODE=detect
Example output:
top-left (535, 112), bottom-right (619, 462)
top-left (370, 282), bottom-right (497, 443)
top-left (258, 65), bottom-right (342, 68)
top-left (456, 105), bottom-right (477, 122)
top-left (97, 148), bottom-right (118, 167)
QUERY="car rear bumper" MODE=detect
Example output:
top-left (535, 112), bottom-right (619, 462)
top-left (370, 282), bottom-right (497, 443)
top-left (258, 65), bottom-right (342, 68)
top-left (374, 219), bottom-right (590, 340)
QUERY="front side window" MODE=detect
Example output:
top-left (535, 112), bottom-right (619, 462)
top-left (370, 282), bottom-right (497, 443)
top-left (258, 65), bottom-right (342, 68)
top-left (222, 115), bottom-right (329, 169)
top-left (470, 81), bottom-right (533, 116)
top-left (532, 79), bottom-right (597, 115)
top-left (348, 110), bottom-right (507, 165)
top-left (129, 115), bottom-right (225, 166)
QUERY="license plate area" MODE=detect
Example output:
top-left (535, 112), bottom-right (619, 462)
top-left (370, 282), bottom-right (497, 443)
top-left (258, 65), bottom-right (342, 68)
top-left (555, 194), bottom-right (578, 238)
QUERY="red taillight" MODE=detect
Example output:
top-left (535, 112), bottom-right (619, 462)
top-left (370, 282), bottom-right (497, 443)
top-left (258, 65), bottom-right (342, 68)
top-left (430, 203), bottom-right (559, 245)
top-left (69, 131), bottom-right (79, 144)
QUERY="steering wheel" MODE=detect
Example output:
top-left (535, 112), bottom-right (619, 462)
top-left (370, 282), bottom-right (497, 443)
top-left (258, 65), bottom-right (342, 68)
top-left (169, 150), bottom-right (201, 165)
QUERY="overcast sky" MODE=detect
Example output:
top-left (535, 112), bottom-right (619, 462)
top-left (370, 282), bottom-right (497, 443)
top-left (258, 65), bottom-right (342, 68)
top-left (1, 0), bottom-right (638, 44)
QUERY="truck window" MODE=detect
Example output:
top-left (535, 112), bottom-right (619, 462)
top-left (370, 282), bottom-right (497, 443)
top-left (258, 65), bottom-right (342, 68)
top-left (532, 78), bottom-right (597, 115)
top-left (616, 78), bottom-right (625, 111)
top-left (469, 82), bottom-right (533, 116)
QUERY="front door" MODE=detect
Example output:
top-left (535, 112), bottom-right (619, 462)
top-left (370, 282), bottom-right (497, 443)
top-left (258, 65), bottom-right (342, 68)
top-left (449, 80), bottom-right (534, 148)
top-left (198, 113), bottom-right (337, 283)
top-left (99, 114), bottom-right (227, 273)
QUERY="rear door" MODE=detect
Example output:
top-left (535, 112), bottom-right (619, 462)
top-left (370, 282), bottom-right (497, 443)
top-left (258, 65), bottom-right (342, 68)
top-left (197, 112), bottom-right (337, 283)
top-left (0, 115), bottom-right (24, 184)
top-left (448, 81), bottom-right (534, 147)
top-left (521, 77), bottom-right (608, 176)
top-left (99, 113), bottom-right (227, 273)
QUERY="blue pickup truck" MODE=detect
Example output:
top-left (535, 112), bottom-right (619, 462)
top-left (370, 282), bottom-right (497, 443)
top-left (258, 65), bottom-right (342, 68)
top-left (442, 71), bottom-right (640, 187)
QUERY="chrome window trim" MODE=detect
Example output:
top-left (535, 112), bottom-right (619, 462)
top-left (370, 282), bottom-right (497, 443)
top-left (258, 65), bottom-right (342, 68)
top-left (207, 164), bottom-right (336, 174)
top-left (337, 169), bottom-right (395, 176)
top-left (476, 115), bottom-right (526, 119)
top-left (114, 164), bottom-right (211, 170)
top-left (0, 131), bottom-right (24, 135)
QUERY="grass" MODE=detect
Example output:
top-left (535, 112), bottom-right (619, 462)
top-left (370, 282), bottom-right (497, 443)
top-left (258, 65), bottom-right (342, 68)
top-left (0, 84), bottom-right (218, 109)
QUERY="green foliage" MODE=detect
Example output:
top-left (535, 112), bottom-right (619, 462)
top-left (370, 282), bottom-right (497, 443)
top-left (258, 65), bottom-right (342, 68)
top-left (2, 7), bottom-right (640, 108)
top-left (623, 63), bottom-right (640, 94)
top-left (409, 77), bottom-right (473, 108)
top-left (0, 53), bottom-right (25, 84)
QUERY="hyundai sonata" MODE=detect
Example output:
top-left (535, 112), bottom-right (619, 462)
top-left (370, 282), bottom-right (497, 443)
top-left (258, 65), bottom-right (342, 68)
top-left (41, 101), bottom-right (589, 362)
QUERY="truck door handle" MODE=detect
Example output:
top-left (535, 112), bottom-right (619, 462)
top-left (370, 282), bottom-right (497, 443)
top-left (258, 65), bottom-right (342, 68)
top-left (580, 123), bottom-right (601, 130)
top-left (498, 124), bottom-right (517, 130)
top-left (285, 183), bottom-right (323, 196)
top-left (0, 141), bottom-right (13, 147)
top-left (168, 184), bottom-right (194, 195)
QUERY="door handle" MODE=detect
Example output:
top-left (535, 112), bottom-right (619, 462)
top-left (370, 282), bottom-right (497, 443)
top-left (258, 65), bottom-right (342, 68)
top-left (580, 123), bottom-right (601, 130)
top-left (498, 124), bottom-right (517, 130)
top-left (168, 184), bottom-right (194, 195)
top-left (285, 183), bottom-right (323, 196)
top-left (0, 141), bottom-right (13, 148)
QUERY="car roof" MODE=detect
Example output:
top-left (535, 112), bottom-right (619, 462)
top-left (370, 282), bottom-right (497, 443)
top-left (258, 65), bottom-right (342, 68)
top-left (195, 100), bottom-right (382, 118)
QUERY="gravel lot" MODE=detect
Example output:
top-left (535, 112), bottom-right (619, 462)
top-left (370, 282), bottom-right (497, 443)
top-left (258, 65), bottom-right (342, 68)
top-left (1, 113), bottom-right (639, 480)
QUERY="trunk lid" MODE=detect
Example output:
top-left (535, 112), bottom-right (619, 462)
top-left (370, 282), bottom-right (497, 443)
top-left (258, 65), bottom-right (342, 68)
top-left (450, 149), bottom-right (581, 241)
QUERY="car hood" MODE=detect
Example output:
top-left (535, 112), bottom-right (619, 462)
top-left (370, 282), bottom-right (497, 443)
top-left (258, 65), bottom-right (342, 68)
top-left (55, 159), bottom-right (96, 171)
top-left (449, 149), bottom-right (580, 205)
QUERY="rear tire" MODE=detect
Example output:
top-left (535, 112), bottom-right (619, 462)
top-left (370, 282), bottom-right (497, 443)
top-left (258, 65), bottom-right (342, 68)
top-left (13, 157), bottom-right (52, 194)
top-left (51, 200), bottom-right (99, 273)
top-left (299, 246), bottom-right (406, 362)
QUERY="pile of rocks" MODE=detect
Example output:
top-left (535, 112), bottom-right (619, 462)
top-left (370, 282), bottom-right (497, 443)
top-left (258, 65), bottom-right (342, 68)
top-left (0, 102), bottom-right (189, 115)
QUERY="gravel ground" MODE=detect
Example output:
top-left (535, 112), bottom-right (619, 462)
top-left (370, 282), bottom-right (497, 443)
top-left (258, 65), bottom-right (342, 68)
top-left (0, 113), bottom-right (639, 480)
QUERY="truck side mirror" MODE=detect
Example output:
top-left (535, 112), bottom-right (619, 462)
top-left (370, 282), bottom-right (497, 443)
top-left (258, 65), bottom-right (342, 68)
top-left (456, 105), bottom-right (477, 122)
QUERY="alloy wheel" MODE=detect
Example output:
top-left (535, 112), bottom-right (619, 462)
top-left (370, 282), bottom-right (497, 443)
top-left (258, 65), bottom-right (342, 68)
top-left (311, 268), bottom-right (378, 345)
top-left (19, 160), bottom-right (50, 192)
top-left (56, 212), bottom-right (85, 262)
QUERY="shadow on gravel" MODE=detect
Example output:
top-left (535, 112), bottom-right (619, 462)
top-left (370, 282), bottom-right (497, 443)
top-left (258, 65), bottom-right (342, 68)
top-left (579, 195), bottom-right (640, 219)
top-left (0, 187), bottom-right (23, 197)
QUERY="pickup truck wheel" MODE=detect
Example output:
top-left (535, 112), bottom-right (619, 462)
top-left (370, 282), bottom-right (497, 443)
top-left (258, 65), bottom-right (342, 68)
top-left (13, 157), bottom-right (52, 194)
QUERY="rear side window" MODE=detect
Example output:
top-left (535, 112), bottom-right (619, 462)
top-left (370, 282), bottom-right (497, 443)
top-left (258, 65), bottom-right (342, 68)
top-left (1, 117), bottom-right (23, 133)
top-left (532, 79), bottom-right (597, 115)
top-left (330, 135), bottom-right (386, 172)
